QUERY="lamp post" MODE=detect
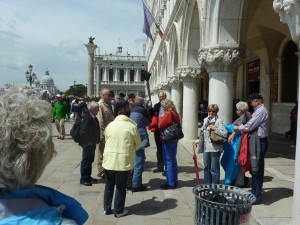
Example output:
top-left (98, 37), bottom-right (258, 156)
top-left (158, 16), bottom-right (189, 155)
top-left (25, 64), bottom-right (37, 87)
top-left (142, 70), bottom-right (152, 101)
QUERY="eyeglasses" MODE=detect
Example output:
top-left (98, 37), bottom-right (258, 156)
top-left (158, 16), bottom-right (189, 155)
top-left (208, 110), bottom-right (216, 113)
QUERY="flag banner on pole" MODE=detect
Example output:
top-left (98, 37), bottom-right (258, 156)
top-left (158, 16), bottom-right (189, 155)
top-left (142, 0), bottom-right (155, 42)
top-left (155, 22), bottom-right (164, 38)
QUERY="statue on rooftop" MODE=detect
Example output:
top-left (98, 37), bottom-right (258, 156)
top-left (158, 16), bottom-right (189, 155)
top-left (88, 36), bottom-right (95, 44)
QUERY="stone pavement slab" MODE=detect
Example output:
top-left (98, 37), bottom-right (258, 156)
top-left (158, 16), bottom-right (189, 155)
top-left (37, 122), bottom-right (295, 225)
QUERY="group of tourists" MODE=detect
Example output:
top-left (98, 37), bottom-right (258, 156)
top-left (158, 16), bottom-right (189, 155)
top-left (192, 93), bottom-right (269, 205)
top-left (0, 87), bottom-right (269, 224)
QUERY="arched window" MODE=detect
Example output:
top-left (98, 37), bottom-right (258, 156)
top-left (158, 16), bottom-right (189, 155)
top-left (120, 69), bottom-right (124, 81)
top-left (100, 68), bottom-right (103, 81)
top-left (109, 69), bottom-right (114, 81)
top-left (141, 71), bottom-right (145, 81)
top-left (130, 70), bottom-right (135, 81)
top-left (282, 41), bottom-right (298, 102)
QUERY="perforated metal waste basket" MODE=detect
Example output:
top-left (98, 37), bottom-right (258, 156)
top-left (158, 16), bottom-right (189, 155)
top-left (193, 184), bottom-right (256, 225)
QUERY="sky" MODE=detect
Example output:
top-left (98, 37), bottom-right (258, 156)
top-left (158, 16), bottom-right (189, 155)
top-left (0, 0), bottom-right (146, 91)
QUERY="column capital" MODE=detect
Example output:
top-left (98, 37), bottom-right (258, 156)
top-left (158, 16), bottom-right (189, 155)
top-left (198, 47), bottom-right (244, 73)
top-left (177, 66), bottom-right (202, 83)
top-left (273, 0), bottom-right (300, 42)
top-left (168, 76), bottom-right (182, 88)
top-left (85, 43), bottom-right (97, 54)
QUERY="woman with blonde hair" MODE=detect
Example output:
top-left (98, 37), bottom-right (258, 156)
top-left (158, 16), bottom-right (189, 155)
top-left (158, 99), bottom-right (181, 189)
top-left (192, 104), bottom-right (227, 184)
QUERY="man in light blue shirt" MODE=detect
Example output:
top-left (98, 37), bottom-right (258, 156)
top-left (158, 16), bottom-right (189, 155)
top-left (234, 93), bottom-right (269, 205)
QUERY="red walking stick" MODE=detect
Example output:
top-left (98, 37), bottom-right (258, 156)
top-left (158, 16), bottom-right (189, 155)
top-left (193, 146), bottom-right (200, 184)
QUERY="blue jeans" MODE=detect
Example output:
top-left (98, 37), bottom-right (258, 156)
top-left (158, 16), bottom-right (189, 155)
top-left (203, 152), bottom-right (221, 184)
top-left (162, 141), bottom-right (178, 187)
top-left (251, 137), bottom-right (268, 202)
top-left (104, 170), bottom-right (129, 214)
top-left (80, 144), bottom-right (96, 182)
top-left (132, 148), bottom-right (145, 188)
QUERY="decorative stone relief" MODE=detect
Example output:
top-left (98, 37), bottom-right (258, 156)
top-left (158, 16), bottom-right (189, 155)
top-left (177, 66), bottom-right (202, 83)
top-left (198, 48), bottom-right (244, 73)
top-left (273, 0), bottom-right (300, 42)
top-left (168, 76), bottom-right (182, 88)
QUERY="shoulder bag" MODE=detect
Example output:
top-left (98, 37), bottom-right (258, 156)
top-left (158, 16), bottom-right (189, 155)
top-left (161, 112), bottom-right (184, 142)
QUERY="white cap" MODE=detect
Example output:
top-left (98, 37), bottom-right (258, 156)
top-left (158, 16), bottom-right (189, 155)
top-left (56, 94), bottom-right (62, 98)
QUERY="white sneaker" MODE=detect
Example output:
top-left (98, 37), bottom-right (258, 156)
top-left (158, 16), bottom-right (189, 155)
top-left (114, 209), bottom-right (128, 218)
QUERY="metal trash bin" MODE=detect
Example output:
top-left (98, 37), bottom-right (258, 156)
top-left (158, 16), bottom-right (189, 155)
top-left (193, 184), bottom-right (256, 225)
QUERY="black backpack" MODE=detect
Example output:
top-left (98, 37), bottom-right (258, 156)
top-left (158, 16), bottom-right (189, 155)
top-left (70, 118), bottom-right (82, 143)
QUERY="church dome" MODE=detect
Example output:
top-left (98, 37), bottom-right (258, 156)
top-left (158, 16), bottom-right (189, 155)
top-left (34, 79), bottom-right (40, 85)
top-left (40, 69), bottom-right (54, 85)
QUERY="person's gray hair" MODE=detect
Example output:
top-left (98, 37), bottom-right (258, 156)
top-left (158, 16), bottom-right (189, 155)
top-left (161, 99), bottom-right (176, 111)
top-left (158, 90), bottom-right (166, 97)
top-left (87, 101), bottom-right (99, 110)
top-left (236, 101), bottom-right (249, 112)
top-left (0, 90), bottom-right (56, 193)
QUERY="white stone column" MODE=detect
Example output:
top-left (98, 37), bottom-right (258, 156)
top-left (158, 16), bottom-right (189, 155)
top-left (114, 69), bottom-right (118, 81)
top-left (125, 69), bottom-right (129, 82)
top-left (136, 69), bottom-right (141, 82)
top-left (103, 67), bottom-right (108, 81)
top-left (179, 67), bottom-right (201, 140)
top-left (169, 77), bottom-right (183, 119)
top-left (208, 71), bottom-right (234, 124)
top-left (199, 47), bottom-right (243, 124)
top-left (85, 42), bottom-right (97, 96)
top-left (95, 56), bottom-right (103, 96)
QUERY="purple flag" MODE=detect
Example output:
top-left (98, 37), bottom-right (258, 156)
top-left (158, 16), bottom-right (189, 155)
top-left (142, 0), bottom-right (155, 42)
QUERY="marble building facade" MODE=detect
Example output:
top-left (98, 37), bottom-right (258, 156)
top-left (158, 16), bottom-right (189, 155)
top-left (85, 41), bottom-right (147, 98)
top-left (145, 0), bottom-right (300, 223)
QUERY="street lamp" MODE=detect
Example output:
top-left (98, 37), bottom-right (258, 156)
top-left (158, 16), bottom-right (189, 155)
top-left (142, 70), bottom-right (152, 101)
top-left (25, 64), bottom-right (37, 87)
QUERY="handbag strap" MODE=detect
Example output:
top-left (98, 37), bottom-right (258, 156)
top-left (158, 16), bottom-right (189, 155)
top-left (170, 111), bottom-right (176, 124)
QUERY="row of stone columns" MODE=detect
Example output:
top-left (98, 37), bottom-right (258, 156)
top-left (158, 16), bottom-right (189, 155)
top-left (150, 48), bottom-right (243, 140)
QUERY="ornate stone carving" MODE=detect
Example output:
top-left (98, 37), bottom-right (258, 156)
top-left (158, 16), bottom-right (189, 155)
top-left (177, 66), bottom-right (202, 83)
top-left (273, 0), bottom-right (300, 42)
top-left (198, 48), bottom-right (244, 73)
top-left (168, 76), bottom-right (182, 88)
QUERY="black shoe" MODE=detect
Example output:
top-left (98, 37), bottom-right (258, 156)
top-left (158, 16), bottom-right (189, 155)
top-left (160, 183), bottom-right (176, 190)
top-left (153, 168), bottom-right (164, 173)
top-left (162, 171), bottom-right (166, 176)
top-left (132, 185), bottom-right (147, 192)
top-left (103, 209), bottom-right (113, 215)
top-left (90, 177), bottom-right (100, 184)
top-left (252, 200), bottom-right (262, 205)
top-left (80, 181), bottom-right (92, 186)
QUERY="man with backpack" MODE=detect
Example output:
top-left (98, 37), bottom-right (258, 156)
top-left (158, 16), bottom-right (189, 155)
top-left (78, 101), bottom-right (100, 186)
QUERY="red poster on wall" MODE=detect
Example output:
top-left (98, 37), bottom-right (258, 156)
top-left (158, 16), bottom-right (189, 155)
top-left (248, 59), bottom-right (260, 82)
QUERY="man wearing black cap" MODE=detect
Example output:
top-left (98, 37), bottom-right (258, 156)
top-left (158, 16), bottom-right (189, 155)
top-left (234, 93), bottom-right (269, 205)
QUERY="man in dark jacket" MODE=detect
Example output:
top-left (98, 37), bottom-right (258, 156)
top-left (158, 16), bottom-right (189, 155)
top-left (79, 101), bottom-right (100, 186)
top-left (130, 96), bottom-right (151, 192)
top-left (150, 90), bottom-right (167, 173)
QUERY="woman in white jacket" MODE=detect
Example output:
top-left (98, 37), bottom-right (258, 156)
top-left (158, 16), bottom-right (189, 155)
top-left (192, 104), bottom-right (227, 184)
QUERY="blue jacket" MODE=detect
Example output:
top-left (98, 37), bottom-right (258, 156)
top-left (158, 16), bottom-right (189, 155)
top-left (130, 103), bottom-right (151, 149)
top-left (0, 185), bottom-right (88, 225)
top-left (220, 124), bottom-right (241, 185)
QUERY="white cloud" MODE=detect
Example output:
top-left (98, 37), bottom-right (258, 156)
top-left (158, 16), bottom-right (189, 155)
top-left (0, 0), bottom-right (147, 91)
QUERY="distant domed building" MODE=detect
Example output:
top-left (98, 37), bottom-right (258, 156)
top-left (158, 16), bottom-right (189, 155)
top-left (39, 69), bottom-right (57, 94)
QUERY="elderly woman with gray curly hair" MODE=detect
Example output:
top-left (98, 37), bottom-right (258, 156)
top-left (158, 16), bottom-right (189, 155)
top-left (0, 90), bottom-right (88, 225)
top-left (221, 101), bottom-right (251, 187)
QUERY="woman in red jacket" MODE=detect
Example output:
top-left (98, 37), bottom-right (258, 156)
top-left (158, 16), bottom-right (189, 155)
top-left (158, 99), bottom-right (181, 189)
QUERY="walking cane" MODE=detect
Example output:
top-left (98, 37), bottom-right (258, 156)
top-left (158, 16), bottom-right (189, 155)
top-left (193, 145), bottom-right (200, 184)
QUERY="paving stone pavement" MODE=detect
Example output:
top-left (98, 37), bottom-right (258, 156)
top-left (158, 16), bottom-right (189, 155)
top-left (37, 122), bottom-right (295, 225)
